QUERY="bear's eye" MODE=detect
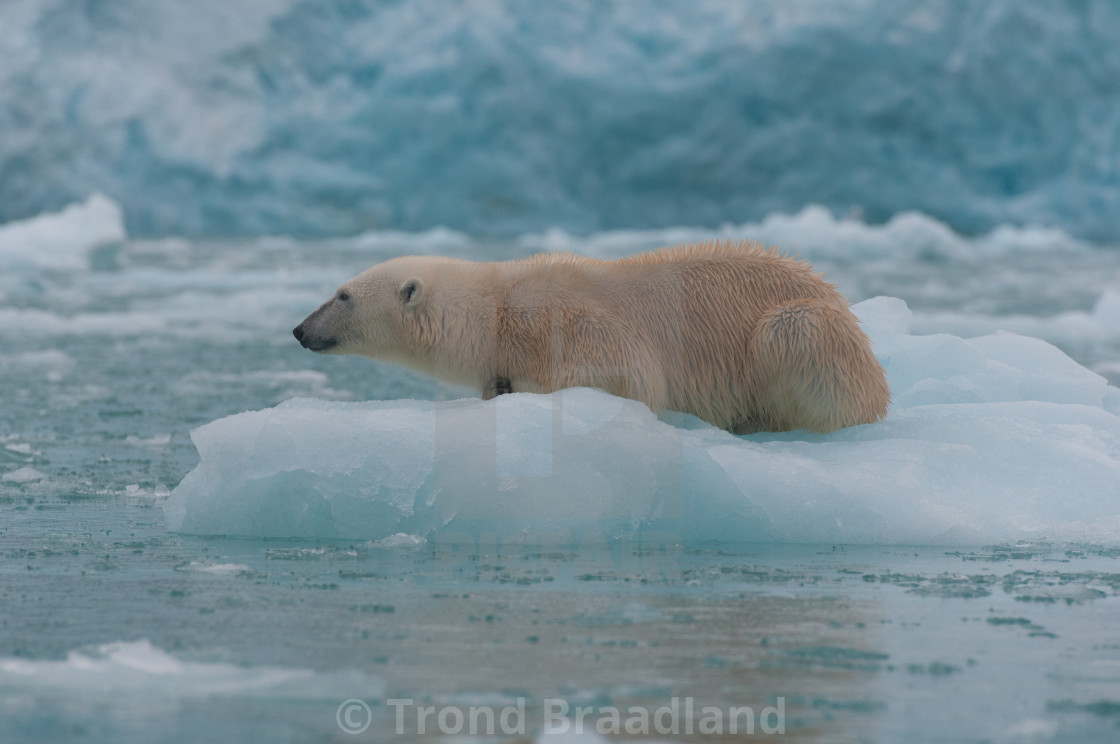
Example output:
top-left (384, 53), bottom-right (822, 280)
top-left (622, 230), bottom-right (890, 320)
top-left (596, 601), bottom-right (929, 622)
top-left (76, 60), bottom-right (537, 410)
top-left (400, 280), bottom-right (418, 304)
top-left (338, 290), bottom-right (350, 302)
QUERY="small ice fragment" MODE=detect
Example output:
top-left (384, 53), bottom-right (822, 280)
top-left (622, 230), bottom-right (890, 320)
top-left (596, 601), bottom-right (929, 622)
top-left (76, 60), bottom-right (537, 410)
top-left (370, 533), bottom-right (427, 548)
top-left (200, 563), bottom-right (252, 575)
top-left (125, 434), bottom-right (172, 447)
top-left (3, 467), bottom-right (45, 483)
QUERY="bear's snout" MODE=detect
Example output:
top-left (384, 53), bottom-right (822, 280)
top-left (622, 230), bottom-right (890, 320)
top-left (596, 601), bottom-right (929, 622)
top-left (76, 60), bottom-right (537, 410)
top-left (292, 313), bottom-right (339, 353)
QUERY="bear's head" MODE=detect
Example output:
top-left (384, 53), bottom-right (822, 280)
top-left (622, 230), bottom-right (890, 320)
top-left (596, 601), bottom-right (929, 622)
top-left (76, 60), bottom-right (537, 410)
top-left (292, 256), bottom-right (453, 361)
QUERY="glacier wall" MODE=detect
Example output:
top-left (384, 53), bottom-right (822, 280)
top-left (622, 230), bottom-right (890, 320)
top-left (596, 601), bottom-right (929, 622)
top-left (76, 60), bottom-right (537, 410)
top-left (2, 0), bottom-right (1119, 240)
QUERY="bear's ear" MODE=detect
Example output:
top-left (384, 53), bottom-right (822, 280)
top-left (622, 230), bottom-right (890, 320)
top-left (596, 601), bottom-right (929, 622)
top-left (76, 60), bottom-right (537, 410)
top-left (399, 278), bottom-right (423, 308)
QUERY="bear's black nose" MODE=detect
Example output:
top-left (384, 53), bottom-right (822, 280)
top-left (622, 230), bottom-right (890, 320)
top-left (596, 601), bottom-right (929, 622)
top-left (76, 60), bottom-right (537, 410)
top-left (292, 324), bottom-right (305, 344)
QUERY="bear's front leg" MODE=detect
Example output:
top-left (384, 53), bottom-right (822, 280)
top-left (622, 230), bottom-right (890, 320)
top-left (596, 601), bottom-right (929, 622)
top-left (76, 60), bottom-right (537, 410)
top-left (483, 376), bottom-right (512, 400)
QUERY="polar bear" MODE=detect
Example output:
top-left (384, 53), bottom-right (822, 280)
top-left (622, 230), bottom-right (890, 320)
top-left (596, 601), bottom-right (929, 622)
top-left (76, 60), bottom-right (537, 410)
top-left (293, 241), bottom-right (890, 433)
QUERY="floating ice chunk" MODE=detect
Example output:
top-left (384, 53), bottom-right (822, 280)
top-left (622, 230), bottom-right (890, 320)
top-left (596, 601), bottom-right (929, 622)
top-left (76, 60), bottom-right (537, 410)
top-left (0, 307), bottom-right (169, 338)
top-left (709, 401), bottom-right (1120, 544)
top-left (201, 563), bottom-right (250, 575)
top-left (0, 194), bottom-right (124, 271)
top-left (173, 370), bottom-right (352, 401)
top-left (854, 297), bottom-right (1120, 414)
top-left (0, 350), bottom-right (74, 372)
top-left (3, 467), bottom-right (45, 483)
top-left (166, 297), bottom-right (1120, 546)
top-left (536, 729), bottom-right (611, 744)
top-left (176, 562), bottom-right (252, 575)
top-left (165, 392), bottom-right (696, 539)
top-left (912, 290), bottom-right (1120, 360)
top-left (0, 640), bottom-right (383, 707)
top-left (369, 532), bottom-right (428, 548)
top-left (0, 286), bottom-right (324, 341)
top-left (126, 434), bottom-right (172, 448)
top-left (121, 484), bottom-right (172, 501)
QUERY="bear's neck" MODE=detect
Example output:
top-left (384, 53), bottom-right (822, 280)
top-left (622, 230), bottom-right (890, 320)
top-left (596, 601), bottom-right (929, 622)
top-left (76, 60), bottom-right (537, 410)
top-left (407, 261), bottom-right (507, 390)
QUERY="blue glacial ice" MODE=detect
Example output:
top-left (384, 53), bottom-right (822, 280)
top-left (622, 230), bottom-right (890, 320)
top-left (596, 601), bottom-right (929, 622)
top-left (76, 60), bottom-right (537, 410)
top-left (166, 297), bottom-right (1120, 546)
top-left (3, 0), bottom-right (1120, 241)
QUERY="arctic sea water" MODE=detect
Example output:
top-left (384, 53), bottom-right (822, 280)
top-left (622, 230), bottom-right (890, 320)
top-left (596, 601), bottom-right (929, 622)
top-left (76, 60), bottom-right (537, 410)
top-left (3, 196), bottom-right (1120, 743)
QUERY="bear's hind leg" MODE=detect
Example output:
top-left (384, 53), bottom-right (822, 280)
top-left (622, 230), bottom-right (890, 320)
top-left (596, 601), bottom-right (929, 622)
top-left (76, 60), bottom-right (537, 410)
top-left (746, 300), bottom-right (890, 433)
top-left (731, 414), bottom-right (769, 436)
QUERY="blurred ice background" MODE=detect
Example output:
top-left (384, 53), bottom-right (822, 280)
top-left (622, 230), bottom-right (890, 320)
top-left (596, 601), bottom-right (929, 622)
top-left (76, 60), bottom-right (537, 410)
top-left (2, 0), bottom-right (1119, 240)
top-left (3, 2), bottom-right (1120, 743)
